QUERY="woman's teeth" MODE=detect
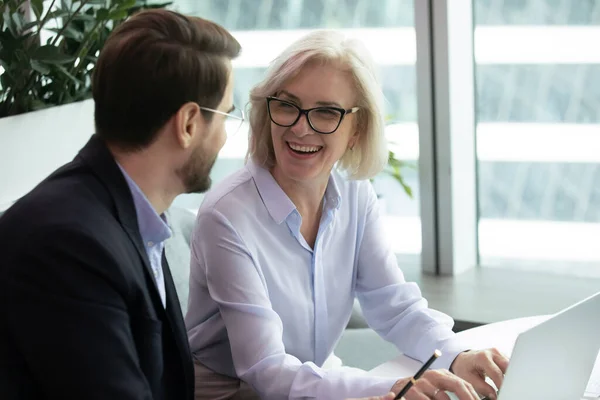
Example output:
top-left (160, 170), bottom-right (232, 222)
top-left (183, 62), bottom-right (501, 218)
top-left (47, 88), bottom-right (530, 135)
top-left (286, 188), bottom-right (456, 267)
top-left (288, 142), bottom-right (322, 153)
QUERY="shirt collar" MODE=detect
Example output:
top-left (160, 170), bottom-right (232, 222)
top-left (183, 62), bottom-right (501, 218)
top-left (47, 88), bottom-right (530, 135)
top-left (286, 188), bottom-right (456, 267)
top-left (324, 171), bottom-right (342, 211)
top-left (117, 164), bottom-right (172, 245)
top-left (247, 160), bottom-right (296, 224)
top-left (246, 160), bottom-right (342, 224)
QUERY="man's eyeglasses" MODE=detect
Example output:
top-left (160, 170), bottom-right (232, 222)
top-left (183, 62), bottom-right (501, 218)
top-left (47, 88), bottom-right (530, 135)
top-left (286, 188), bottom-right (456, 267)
top-left (199, 105), bottom-right (245, 137)
top-left (266, 96), bottom-right (359, 135)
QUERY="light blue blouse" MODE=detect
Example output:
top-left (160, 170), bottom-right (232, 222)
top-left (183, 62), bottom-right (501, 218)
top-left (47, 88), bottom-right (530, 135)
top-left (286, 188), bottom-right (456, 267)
top-left (185, 160), bottom-right (467, 399)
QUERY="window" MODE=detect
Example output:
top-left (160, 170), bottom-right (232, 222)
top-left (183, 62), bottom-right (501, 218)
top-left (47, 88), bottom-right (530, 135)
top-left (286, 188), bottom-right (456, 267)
top-left (171, 0), bottom-right (421, 262)
top-left (474, 0), bottom-right (600, 276)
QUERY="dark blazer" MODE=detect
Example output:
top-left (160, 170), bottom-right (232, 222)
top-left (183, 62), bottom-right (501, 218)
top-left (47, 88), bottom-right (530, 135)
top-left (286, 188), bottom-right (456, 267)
top-left (0, 135), bottom-right (194, 400)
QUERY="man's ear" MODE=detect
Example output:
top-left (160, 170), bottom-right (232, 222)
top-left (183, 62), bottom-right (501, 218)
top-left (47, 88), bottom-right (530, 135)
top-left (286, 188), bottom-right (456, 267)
top-left (174, 102), bottom-right (203, 149)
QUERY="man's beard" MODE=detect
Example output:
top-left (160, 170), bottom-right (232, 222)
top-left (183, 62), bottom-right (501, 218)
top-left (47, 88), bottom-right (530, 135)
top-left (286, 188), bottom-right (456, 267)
top-left (177, 144), bottom-right (218, 194)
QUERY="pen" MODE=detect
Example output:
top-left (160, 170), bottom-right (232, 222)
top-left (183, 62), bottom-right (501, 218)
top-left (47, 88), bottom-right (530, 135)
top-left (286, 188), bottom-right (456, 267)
top-left (394, 349), bottom-right (442, 400)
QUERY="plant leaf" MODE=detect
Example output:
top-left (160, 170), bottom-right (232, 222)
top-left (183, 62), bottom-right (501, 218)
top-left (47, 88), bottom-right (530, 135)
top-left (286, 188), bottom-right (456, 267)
top-left (31, 0), bottom-right (44, 19)
top-left (381, 149), bottom-right (415, 198)
top-left (30, 59), bottom-right (51, 74)
top-left (391, 166), bottom-right (413, 198)
top-left (32, 45), bottom-right (75, 64)
top-left (127, 1), bottom-right (173, 15)
top-left (108, 8), bottom-right (128, 20)
top-left (96, 8), bottom-right (109, 20)
top-left (72, 13), bottom-right (96, 21)
top-left (150, 2), bottom-right (174, 8)
top-left (22, 20), bottom-right (39, 31)
top-left (55, 64), bottom-right (82, 85)
top-left (48, 26), bottom-right (84, 41)
top-left (3, 6), bottom-right (17, 36)
top-left (116, 0), bottom-right (137, 9)
top-left (45, 9), bottom-right (71, 20)
top-left (31, 99), bottom-right (49, 111)
top-left (11, 10), bottom-right (25, 33)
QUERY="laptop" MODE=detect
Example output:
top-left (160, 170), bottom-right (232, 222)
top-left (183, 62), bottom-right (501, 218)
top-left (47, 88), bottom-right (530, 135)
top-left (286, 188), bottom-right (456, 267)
top-left (486, 291), bottom-right (600, 400)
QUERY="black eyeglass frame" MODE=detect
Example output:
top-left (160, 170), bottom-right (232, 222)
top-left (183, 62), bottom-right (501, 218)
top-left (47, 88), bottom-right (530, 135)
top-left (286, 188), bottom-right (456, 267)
top-left (266, 96), bottom-right (359, 134)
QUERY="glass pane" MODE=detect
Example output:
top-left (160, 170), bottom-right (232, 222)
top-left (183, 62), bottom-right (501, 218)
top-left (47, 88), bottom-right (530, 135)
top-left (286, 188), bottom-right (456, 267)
top-left (171, 0), bottom-right (421, 262)
top-left (475, 0), bottom-right (600, 276)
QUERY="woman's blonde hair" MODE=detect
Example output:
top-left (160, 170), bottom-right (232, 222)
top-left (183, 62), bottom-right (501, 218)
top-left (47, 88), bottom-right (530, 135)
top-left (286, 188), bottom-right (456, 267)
top-left (246, 30), bottom-right (388, 180)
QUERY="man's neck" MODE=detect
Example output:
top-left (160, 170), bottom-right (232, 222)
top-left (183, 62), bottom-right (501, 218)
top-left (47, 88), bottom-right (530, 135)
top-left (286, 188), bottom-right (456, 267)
top-left (110, 147), bottom-right (178, 215)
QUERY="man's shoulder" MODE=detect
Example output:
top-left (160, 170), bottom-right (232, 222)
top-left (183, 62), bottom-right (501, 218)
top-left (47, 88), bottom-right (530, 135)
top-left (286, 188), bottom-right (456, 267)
top-left (0, 162), bottom-right (138, 289)
top-left (0, 159), bottom-right (117, 243)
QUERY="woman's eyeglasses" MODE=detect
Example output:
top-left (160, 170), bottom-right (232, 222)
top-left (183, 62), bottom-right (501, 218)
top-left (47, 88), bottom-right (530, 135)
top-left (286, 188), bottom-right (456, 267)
top-left (266, 96), bottom-right (359, 135)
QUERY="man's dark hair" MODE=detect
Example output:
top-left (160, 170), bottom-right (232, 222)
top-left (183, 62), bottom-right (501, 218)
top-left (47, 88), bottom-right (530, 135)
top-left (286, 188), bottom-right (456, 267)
top-left (92, 9), bottom-right (241, 150)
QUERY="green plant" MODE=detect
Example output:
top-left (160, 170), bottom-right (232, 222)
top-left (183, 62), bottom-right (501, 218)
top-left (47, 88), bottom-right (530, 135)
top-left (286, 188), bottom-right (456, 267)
top-left (384, 146), bottom-right (414, 198)
top-left (0, 0), bottom-right (171, 118)
top-left (373, 116), bottom-right (415, 198)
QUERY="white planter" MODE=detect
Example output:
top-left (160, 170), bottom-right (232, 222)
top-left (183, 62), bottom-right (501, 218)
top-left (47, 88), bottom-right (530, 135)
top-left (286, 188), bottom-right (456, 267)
top-left (0, 99), bottom-right (95, 208)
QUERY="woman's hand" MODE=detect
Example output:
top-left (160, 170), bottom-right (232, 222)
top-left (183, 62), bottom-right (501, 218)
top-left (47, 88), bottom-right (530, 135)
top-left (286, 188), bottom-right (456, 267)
top-left (389, 369), bottom-right (480, 400)
top-left (450, 348), bottom-right (509, 400)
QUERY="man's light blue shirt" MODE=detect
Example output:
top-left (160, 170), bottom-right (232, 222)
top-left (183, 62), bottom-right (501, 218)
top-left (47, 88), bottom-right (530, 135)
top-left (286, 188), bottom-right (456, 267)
top-left (118, 165), bottom-right (171, 308)
top-left (185, 160), bottom-right (468, 399)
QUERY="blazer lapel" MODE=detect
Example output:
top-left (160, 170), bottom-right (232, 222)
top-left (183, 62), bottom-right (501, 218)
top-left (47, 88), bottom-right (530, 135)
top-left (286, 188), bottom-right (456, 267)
top-left (162, 252), bottom-right (194, 388)
top-left (76, 135), bottom-right (166, 314)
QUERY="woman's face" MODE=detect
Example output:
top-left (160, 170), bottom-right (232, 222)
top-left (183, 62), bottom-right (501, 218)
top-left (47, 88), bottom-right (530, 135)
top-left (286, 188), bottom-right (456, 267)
top-left (269, 61), bottom-right (359, 187)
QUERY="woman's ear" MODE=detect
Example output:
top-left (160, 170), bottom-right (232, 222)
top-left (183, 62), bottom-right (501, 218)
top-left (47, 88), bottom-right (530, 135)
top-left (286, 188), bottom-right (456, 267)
top-left (348, 131), bottom-right (359, 151)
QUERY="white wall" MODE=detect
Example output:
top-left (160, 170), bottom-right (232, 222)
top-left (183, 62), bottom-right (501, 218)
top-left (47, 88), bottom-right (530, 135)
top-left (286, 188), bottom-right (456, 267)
top-left (0, 99), bottom-right (95, 209)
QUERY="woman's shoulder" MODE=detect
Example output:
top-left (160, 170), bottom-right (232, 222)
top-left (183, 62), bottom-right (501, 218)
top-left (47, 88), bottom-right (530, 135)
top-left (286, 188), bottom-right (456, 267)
top-left (331, 169), bottom-right (376, 202)
top-left (198, 165), bottom-right (259, 217)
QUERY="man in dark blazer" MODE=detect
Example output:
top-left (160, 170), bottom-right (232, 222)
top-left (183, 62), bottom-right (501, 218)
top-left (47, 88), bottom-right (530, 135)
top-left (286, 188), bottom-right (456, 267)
top-left (0, 9), bottom-right (241, 400)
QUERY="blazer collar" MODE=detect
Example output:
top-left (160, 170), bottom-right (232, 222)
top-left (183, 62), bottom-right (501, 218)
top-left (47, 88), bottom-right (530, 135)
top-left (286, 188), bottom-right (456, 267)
top-left (76, 135), bottom-right (164, 311)
top-left (76, 134), bottom-right (141, 233)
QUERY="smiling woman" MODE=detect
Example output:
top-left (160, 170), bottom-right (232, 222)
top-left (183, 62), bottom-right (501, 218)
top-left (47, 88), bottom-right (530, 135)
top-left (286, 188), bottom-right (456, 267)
top-left (166, 0), bottom-right (420, 262)
top-left (265, 60), bottom-right (367, 190)
top-left (247, 31), bottom-right (389, 182)
top-left (183, 29), bottom-right (499, 400)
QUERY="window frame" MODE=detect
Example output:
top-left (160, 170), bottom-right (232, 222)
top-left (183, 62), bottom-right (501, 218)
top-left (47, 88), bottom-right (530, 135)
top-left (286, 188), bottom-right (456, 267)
top-left (415, 0), bottom-right (479, 275)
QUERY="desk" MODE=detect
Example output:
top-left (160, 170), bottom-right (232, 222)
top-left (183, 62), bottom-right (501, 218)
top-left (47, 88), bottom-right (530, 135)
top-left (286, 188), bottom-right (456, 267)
top-left (369, 316), bottom-right (600, 397)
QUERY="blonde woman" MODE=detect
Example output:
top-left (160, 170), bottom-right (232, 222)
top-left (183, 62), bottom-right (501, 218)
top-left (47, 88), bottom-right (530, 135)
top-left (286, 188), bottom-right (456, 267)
top-left (186, 30), bottom-right (508, 400)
